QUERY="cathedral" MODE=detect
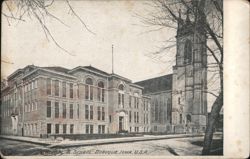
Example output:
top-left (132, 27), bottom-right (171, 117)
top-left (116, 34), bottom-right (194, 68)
top-left (0, 10), bottom-right (207, 136)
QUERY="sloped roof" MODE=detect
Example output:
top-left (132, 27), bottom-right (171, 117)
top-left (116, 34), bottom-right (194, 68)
top-left (83, 66), bottom-right (110, 76)
top-left (134, 74), bottom-right (172, 94)
top-left (42, 66), bottom-right (70, 74)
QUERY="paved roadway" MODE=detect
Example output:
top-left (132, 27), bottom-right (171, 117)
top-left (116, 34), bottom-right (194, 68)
top-left (0, 135), bottom-right (222, 156)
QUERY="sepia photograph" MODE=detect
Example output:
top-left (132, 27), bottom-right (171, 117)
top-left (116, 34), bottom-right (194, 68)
top-left (0, 0), bottom-right (247, 158)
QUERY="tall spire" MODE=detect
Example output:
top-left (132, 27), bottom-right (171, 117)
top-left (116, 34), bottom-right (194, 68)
top-left (112, 44), bottom-right (114, 74)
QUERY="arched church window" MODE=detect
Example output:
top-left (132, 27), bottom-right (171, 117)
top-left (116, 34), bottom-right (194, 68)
top-left (118, 84), bottom-right (125, 108)
top-left (97, 81), bottom-right (105, 102)
top-left (85, 78), bottom-right (93, 100)
top-left (184, 40), bottom-right (192, 64)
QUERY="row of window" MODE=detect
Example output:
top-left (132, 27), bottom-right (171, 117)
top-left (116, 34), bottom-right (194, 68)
top-left (24, 80), bottom-right (38, 92)
top-left (46, 78), bottom-right (105, 102)
top-left (24, 102), bottom-right (38, 112)
top-left (47, 101), bottom-right (79, 119)
top-left (46, 123), bottom-right (106, 134)
top-left (46, 101), bottom-right (105, 121)
top-left (24, 123), bottom-right (38, 136)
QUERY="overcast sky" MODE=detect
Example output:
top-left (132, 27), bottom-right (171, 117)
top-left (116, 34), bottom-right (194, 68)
top-left (2, 0), bottom-right (176, 82)
top-left (1, 0), bottom-right (216, 110)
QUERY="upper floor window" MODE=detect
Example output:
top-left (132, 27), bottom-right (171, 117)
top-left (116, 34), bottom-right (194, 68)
top-left (47, 101), bottom-right (51, 118)
top-left (54, 80), bottom-right (60, 96)
top-left (118, 84), bottom-right (125, 108)
top-left (70, 104), bottom-right (74, 119)
top-left (129, 95), bottom-right (132, 107)
top-left (85, 78), bottom-right (93, 100)
top-left (62, 82), bottom-right (66, 97)
top-left (62, 103), bottom-right (66, 118)
top-left (55, 102), bottom-right (59, 118)
top-left (184, 40), bottom-right (192, 64)
top-left (46, 79), bottom-right (51, 95)
top-left (69, 83), bottom-right (73, 99)
top-left (97, 81), bottom-right (105, 102)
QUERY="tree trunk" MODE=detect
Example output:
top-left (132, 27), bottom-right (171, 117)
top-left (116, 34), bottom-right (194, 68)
top-left (202, 91), bottom-right (223, 155)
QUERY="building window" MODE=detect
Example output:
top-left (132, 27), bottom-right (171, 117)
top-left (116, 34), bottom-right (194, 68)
top-left (86, 125), bottom-right (89, 134)
top-left (154, 126), bottom-right (157, 131)
top-left (134, 112), bottom-right (136, 123)
top-left (46, 79), bottom-right (51, 95)
top-left (90, 125), bottom-right (93, 134)
top-left (136, 98), bottom-right (139, 109)
top-left (137, 112), bottom-right (139, 123)
top-left (70, 104), bottom-right (73, 119)
top-left (85, 105), bottom-right (89, 119)
top-left (97, 81), bottom-right (105, 102)
top-left (102, 107), bottom-right (105, 121)
top-left (118, 84), bottom-right (125, 108)
top-left (129, 111), bottom-right (132, 123)
top-left (129, 95), bottom-right (131, 107)
top-left (77, 84), bottom-right (79, 99)
top-left (98, 125), bottom-right (105, 134)
top-left (47, 101), bottom-right (51, 118)
top-left (109, 115), bottom-right (112, 123)
top-left (77, 104), bottom-right (79, 119)
top-left (55, 102), bottom-right (59, 118)
top-left (55, 124), bottom-right (59, 134)
top-left (184, 40), bottom-right (193, 64)
top-left (62, 103), bottom-right (66, 118)
top-left (180, 114), bottom-right (182, 124)
top-left (178, 97), bottom-right (181, 104)
top-left (55, 80), bottom-right (59, 96)
top-left (62, 82), bottom-right (66, 97)
top-left (34, 80), bottom-right (38, 89)
top-left (102, 125), bottom-right (105, 134)
top-left (47, 123), bottom-right (51, 134)
top-left (90, 105), bottom-right (93, 120)
top-left (97, 106), bottom-right (101, 120)
top-left (69, 83), bottom-right (73, 99)
top-left (85, 78), bottom-right (93, 100)
top-left (63, 124), bottom-right (67, 134)
top-left (70, 124), bottom-right (74, 134)
top-left (98, 125), bottom-right (101, 134)
top-left (155, 100), bottom-right (158, 121)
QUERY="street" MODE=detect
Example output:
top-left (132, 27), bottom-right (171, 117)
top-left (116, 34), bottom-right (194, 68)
top-left (0, 135), bottom-right (223, 156)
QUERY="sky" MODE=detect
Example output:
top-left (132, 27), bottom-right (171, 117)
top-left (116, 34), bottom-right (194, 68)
top-left (1, 0), bottom-right (217, 111)
top-left (1, 0), bottom-right (176, 82)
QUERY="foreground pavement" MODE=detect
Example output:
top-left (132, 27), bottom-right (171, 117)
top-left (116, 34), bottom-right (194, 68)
top-left (0, 133), bottom-right (205, 148)
top-left (0, 134), bottom-right (223, 156)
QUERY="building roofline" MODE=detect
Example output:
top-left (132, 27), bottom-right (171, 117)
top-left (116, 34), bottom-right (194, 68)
top-left (22, 68), bottom-right (77, 80)
top-left (109, 73), bottom-right (132, 83)
top-left (68, 66), bottom-right (109, 77)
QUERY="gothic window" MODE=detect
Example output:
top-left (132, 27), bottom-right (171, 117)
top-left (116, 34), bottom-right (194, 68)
top-left (184, 40), bottom-right (193, 64)
top-left (85, 78), bottom-right (93, 100)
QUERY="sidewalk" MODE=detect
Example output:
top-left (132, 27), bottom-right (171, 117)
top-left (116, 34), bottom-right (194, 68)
top-left (0, 133), bottom-right (206, 148)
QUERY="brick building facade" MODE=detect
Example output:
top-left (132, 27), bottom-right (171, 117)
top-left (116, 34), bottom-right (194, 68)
top-left (1, 65), bottom-right (150, 137)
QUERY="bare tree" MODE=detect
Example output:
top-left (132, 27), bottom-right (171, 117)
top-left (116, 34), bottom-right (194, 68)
top-left (137, 0), bottom-right (223, 155)
top-left (2, 0), bottom-right (95, 58)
